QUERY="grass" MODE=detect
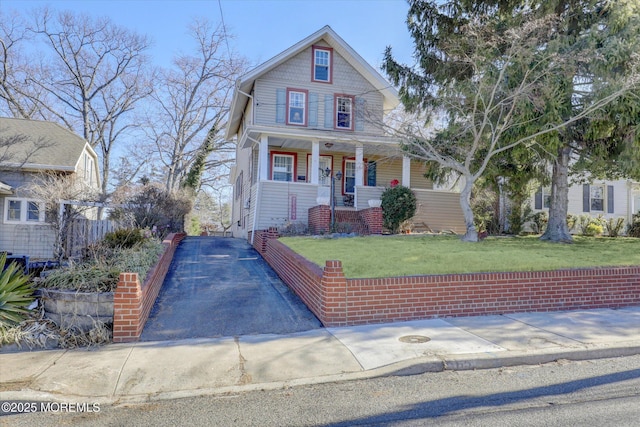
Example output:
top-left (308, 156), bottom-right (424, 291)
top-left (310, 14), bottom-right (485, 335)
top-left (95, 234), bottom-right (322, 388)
top-left (280, 235), bottom-right (640, 278)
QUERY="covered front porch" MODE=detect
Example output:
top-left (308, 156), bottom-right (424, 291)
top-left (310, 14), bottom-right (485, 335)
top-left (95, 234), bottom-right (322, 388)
top-left (242, 133), bottom-right (466, 237)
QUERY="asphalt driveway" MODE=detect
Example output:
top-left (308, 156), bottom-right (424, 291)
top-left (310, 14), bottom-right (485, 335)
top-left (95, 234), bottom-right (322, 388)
top-left (140, 237), bottom-right (321, 341)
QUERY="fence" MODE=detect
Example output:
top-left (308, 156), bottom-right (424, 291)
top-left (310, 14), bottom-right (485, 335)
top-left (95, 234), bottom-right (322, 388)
top-left (64, 219), bottom-right (122, 258)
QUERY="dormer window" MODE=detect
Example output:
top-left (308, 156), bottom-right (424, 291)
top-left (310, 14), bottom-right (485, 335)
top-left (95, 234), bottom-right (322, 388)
top-left (312, 46), bottom-right (332, 83)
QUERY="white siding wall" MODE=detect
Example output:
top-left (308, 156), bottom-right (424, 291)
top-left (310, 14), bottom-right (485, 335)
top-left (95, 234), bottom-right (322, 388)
top-left (256, 181), bottom-right (318, 230)
top-left (253, 42), bottom-right (384, 136)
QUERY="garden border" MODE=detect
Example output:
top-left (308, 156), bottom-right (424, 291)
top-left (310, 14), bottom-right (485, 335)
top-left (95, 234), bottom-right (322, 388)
top-left (253, 229), bottom-right (640, 327)
top-left (112, 232), bottom-right (186, 342)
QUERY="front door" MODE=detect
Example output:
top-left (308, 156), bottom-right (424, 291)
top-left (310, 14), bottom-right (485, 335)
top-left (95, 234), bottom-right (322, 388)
top-left (307, 155), bottom-right (333, 186)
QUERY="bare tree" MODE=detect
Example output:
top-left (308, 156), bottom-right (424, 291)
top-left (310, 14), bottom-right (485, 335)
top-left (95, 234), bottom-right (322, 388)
top-left (144, 19), bottom-right (245, 192)
top-left (26, 172), bottom-right (100, 261)
top-left (0, 11), bottom-right (51, 119)
top-left (1, 8), bottom-right (153, 199)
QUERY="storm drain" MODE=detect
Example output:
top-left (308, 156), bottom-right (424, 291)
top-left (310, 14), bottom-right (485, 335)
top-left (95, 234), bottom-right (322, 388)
top-left (398, 335), bottom-right (431, 344)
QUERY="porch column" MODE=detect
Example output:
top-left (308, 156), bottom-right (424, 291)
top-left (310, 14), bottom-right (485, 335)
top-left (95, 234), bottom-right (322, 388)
top-left (355, 144), bottom-right (364, 187)
top-left (259, 135), bottom-right (269, 181)
top-left (310, 139), bottom-right (320, 184)
top-left (402, 155), bottom-right (411, 187)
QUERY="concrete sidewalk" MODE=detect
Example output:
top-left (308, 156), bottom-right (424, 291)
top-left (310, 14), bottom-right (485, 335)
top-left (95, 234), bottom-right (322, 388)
top-left (2, 306), bottom-right (640, 406)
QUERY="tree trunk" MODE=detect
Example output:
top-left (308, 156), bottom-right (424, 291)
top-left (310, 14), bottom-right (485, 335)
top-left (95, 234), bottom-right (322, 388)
top-left (540, 145), bottom-right (573, 243)
top-left (460, 175), bottom-right (478, 242)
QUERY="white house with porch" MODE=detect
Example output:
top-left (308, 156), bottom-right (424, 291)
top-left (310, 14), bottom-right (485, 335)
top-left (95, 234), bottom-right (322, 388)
top-left (226, 26), bottom-right (465, 239)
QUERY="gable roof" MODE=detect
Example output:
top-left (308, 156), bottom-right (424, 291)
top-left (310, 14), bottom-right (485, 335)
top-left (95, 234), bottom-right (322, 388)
top-left (0, 117), bottom-right (98, 172)
top-left (226, 25), bottom-right (400, 139)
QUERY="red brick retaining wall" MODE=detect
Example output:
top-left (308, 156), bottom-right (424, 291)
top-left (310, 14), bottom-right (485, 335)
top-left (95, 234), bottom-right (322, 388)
top-left (256, 231), bottom-right (640, 327)
top-left (359, 207), bottom-right (383, 235)
top-left (308, 205), bottom-right (331, 235)
top-left (113, 233), bottom-right (186, 342)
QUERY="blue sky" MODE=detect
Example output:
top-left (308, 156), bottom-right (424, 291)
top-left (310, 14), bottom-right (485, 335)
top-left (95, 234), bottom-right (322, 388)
top-left (4, 0), bottom-right (415, 71)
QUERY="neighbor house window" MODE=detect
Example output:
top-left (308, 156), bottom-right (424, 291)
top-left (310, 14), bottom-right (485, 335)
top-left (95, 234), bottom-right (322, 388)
top-left (271, 153), bottom-right (296, 182)
top-left (590, 185), bottom-right (605, 211)
top-left (542, 187), bottom-right (551, 209)
top-left (312, 46), bottom-right (332, 83)
top-left (286, 89), bottom-right (307, 126)
top-left (83, 152), bottom-right (94, 186)
top-left (4, 198), bottom-right (45, 224)
top-left (335, 95), bottom-right (354, 130)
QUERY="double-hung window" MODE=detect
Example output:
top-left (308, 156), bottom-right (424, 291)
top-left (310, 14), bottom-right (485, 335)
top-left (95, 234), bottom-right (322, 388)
top-left (287, 89), bottom-right (307, 126)
top-left (590, 185), bottom-right (605, 211)
top-left (4, 198), bottom-right (45, 224)
top-left (272, 153), bottom-right (295, 182)
top-left (312, 46), bottom-right (332, 83)
top-left (344, 160), bottom-right (356, 194)
top-left (335, 95), bottom-right (354, 130)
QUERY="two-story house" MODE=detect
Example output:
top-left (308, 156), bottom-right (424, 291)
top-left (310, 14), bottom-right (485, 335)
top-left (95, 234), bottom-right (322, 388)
top-left (227, 26), bottom-right (465, 240)
top-left (0, 117), bottom-right (101, 258)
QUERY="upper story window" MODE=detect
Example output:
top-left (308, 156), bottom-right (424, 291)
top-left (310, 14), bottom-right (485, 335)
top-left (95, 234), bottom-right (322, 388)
top-left (312, 46), bottom-right (332, 83)
top-left (83, 152), bottom-right (93, 185)
top-left (4, 198), bottom-right (45, 224)
top-left (335, 95), bottom-right (354, 130)
top-left (286, 89), bottom-right (308, 126)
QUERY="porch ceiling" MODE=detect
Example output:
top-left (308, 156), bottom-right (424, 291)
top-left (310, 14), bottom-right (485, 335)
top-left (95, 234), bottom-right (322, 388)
top-left (267, 136), bottom-right (401, 157)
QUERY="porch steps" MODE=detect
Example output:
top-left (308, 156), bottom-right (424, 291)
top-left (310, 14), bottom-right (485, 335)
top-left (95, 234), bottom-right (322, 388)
top-left (335, 210), bottom-right (369, 235)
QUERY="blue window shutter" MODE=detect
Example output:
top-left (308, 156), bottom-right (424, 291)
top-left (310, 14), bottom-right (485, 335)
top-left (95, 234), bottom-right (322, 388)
top-left (583, 184), bottom-right (590, 212)
top-left (355, 97), bottom-right (365, 131)
top-left (276, 89), bottom-right (285, 124)
top-left (607, 185), bottom-right (614, 213)
top-left (534, 187), bottom-right (543, 210)
top-left (324, 94), bottom-right (333, 128)
top-left (308, 93), bottom-right (318, 127)
top-left (367, 161), bottom-right (376, 186)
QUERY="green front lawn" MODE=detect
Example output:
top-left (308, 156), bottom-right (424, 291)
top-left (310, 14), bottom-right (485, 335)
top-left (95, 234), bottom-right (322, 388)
top-left (280, 235), bottom-right (640, 278)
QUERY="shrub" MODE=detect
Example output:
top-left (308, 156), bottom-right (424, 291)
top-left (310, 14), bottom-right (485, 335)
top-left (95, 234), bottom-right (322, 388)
top-left (41, 239), bottom-right (164, 293)
top-left (566, 214), bottom-right (577, 232)
top-left (584, 222), bottom-right (604, 236)
top-left (381, 186), bottom-right (417, 234)
top-left (102, 228), bottom-right (146, 249)
top-left (279, 221), bottom-right (309, 236)
top-left (604, 217), bottom-right (626, 238)
top-left (0, 253), bottom-right (35, 326)
top-left (627, 213), bottom-right (640, 238)
top-left (530, 211), bottom-right (548, 234)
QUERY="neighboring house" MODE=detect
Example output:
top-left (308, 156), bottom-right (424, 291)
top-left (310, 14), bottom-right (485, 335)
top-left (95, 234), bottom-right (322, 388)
top-left (0, 117), bottom-right (101, 258)
top-left (227, 26), bottom-right (465, 239)
top-left (531, 178), bottom-right (640, 230)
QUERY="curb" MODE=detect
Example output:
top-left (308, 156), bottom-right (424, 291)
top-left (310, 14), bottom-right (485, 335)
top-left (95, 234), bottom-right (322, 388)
top-left (3, 343), bottom-right (640, 406)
